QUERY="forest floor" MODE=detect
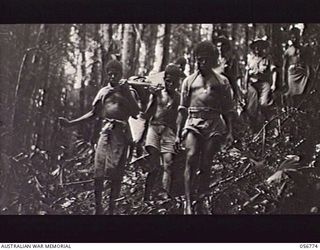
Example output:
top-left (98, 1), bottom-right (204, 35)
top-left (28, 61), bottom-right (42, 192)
top-left (1, 93), bottom-right (320, 215)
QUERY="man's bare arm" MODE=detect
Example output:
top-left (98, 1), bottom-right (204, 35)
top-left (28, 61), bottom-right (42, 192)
top-left (122, 84), bottom-right (141, 118)
top-left (59, 104), bottom-right (100, 127)
top-left (135, 94), bottom-right (156, 143)
top-left (176, 108), bottom-right (187, 140)
top-left (141, 94), bottom-right (157, 120)
top-left (269, 61), bottom-right (277, 92)
top-left (271, 69), bottom-right (277, 91)
top-left (222, 111), bottom-right (234, 147)
top-left (222, 81), bottom-right (236, 146)
top-left (176, 78), bottom-right (189, 142)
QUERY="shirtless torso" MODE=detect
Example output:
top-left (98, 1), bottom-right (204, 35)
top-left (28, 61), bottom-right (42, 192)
top-left (140, 65), bottom-right (183, 200)
top-left (177, 69), bottom-right (234, 214)
top-left (188, 72), bottom-right (230, 109)
top-left (93, 83), bottom-right (140, 121)
top-left (150, 88), bottom-right (180, 128)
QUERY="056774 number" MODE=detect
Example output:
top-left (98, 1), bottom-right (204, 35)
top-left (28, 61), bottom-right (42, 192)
top-left (300, 244), bottom-right (318, 248)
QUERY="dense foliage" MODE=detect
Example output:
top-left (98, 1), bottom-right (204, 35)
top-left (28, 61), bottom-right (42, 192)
top-left (1, 24), bottom-right (320, 214)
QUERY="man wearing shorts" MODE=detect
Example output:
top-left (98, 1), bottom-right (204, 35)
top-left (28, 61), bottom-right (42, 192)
top-left (175, 41), bottom-right (236, 214)
top-left (138, 64), bottom-right (182, 201)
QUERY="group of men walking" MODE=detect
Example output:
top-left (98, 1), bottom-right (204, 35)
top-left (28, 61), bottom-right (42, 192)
top-left (58, 26), bottom-right (313, 215)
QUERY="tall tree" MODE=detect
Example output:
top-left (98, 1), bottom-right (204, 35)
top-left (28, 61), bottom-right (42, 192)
top-left (151, 24), bottom-right (167, 74)
top-left (12, 24), bottom-right (50, 152)
top-left (200, 24), bottom-right (213, 41)
top-left (189, 24), bottom-right (201, 73)
top-left (100, 24), bottom-right (113, 84)
top-left (122, 24), bottom-right (137, 78)
top-left (144, 24), bottom-right (158, 74)
top-left (160, 24), bottom-right (172, 71)
top-left (79, 24), bottom-right (86, 113)
top-left (78, 24), bottom-right (87, 138)
top-left (135, 24), bottom-right (147, 76)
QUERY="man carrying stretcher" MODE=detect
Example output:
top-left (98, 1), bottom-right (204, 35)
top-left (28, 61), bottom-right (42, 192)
top-left (59, 60), bottom-right (140, 215)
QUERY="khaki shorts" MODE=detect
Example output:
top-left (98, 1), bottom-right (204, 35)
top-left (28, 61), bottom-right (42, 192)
top-left (145, 124), bottom-right (176, 154)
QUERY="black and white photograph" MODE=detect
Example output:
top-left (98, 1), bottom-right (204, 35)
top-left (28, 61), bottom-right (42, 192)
top-left (1, 23), bottom-right (320, 217)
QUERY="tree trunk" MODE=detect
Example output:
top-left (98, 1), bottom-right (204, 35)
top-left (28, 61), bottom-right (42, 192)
top-left (144, 24), bottom-right (158, 74)
top-left (100, 24), bottom-right (113, 85)
top-left (136, 24), bottom-right (147, 76)
top-left (90, 24), bottom-right (102, 88)
top-left (122, 24), bottom-right (136, 78)
top-left (160, 24), bottom-right (172, 71)
top-left (200, 24), bottom-right (213, 40)
top-left (34, 24), bottom-right (54, 151)
top-left (79, 24), bottom-right (86, 113)
top-left (78, 24), bottom-right (87, 138)
top-left (89, 24), bottom-right (104, 144)
top-left (12, 49), bottom-right (44, 152)
top-left (189, 24), bottom-right (201, 73)
top-left (151, 24), bottom-right (165, 74)
top-left (245, 24), bottom-right (249, 56)
top-left (271, 24), bottom-right (283, 67)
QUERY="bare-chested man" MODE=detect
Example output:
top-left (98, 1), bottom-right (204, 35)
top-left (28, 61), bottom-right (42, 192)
top-left (59, 60), bottom-right (140, 215)
top-left (176, 41), bottom-right (235, 214)
top-left (137, 64), bottom-right (182, 201)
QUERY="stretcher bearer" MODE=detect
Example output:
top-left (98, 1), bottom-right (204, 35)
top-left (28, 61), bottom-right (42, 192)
top-left (136, 64), bottom-right (183, 201)
top-left (175, 41), bottom-right (236, 214)
top-left (59, 60), bottom-right (140, 215)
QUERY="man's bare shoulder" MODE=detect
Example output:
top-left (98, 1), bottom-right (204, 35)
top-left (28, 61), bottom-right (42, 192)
top-left (96, 85), bottom-right (112, 95)
top-left (212, 69), bottom-right (230, 86)
top-left (92, 86), bottom-right (113, 106)
top-left (184, 71), bottom-right (199, 83)
top-left (285, 45), bottom-right (296, 55)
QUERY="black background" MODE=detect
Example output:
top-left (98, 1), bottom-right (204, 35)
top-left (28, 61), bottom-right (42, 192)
top-left (1, 0), bottom-right (320, 23)
top-left (1, 0), bottom-right (320, 243)
top-left (1, 215), bottom-right (320, 242)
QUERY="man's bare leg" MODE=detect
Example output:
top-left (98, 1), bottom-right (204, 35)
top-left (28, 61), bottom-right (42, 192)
top-left (94, 177), bottom-right (104, 215)
top-left (144, 147), bottom-right (161, 201)
top-left (144, 169), bottom-right (159, 201)
top-left (196, 136), bottom-right (223, 214)
top-left (108, 154), bottom-right (126, 215)
top-left (162, 152), bottom-right (174, 197)
top-left (109, 177), bottom-right (121, 215)
top-left (184, 131), bottom-right (201, 215)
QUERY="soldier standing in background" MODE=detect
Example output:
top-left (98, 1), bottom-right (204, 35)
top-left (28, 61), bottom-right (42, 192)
top-left (213, 36), bottom-right (242, 103)
top-left (283, 27), bottom-right (312, 108)
top-left (244, 39), bottom-right (277, 132)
